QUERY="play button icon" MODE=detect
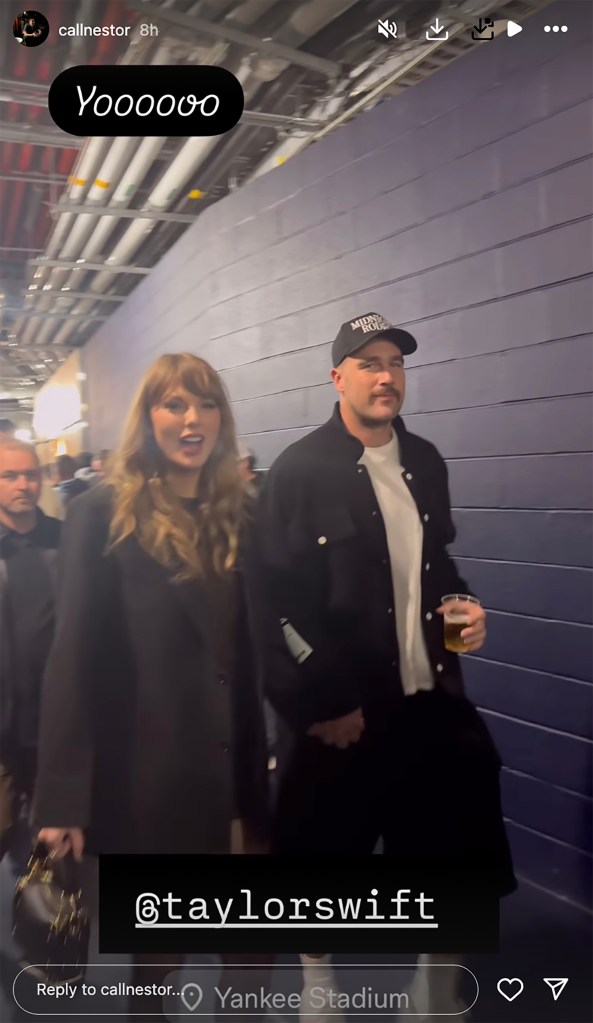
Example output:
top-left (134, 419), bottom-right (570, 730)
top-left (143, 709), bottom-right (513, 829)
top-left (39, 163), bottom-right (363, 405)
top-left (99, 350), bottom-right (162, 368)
top-left (507, 20), bottom-right (523, 36)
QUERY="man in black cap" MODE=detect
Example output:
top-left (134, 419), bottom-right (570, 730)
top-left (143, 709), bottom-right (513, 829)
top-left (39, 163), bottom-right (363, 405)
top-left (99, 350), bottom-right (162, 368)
top-left (253, 313), bottom-right (515, 1021)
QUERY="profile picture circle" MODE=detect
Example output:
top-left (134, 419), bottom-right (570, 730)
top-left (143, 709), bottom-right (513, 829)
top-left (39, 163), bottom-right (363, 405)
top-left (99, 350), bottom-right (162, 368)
top-left (13, 9), bottom-right (49, 46)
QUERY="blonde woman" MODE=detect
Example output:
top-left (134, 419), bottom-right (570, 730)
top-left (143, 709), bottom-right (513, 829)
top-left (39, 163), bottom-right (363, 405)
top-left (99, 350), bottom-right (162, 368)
top-left (34, 354), bottom-right (271, 1016)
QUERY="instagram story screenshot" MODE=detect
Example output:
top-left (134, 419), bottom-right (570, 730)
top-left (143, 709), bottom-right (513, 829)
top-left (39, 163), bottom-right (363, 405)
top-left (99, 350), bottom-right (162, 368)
top-left (0, 0), bottom-right (591, 1021)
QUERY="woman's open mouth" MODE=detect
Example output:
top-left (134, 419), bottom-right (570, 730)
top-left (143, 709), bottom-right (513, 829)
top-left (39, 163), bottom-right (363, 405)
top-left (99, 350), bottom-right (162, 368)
top-left (179, 435), bottom-right (205, 454)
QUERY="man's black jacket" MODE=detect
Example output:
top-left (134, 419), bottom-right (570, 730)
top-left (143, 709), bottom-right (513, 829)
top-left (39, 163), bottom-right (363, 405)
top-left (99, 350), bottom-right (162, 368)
top-left (0, 509), bottom-right (61, 760)
top-left (250, 404), bottom-right (474, 732)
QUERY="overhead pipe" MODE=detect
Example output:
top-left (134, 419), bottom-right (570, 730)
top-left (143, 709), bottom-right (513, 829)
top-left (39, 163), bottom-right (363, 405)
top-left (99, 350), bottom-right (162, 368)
top-left (51, 0), bottom-right (350, 345)
top-left (31, 137), bottom-right (142, 344)
top-left (17, 137), bottom-right (111, 343)
top-left (249, 20), bottom-right (466, 178)
top-left (32, 40), bottom-right (174, 344)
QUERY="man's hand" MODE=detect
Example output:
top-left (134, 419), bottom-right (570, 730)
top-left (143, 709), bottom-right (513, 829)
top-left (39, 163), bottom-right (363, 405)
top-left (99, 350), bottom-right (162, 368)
top-left (436, 601), bottom-right (487, 652)
top-left (37, 827), bottom-right (85, 861)
top-left (307, 707), bottom-right (365, 749)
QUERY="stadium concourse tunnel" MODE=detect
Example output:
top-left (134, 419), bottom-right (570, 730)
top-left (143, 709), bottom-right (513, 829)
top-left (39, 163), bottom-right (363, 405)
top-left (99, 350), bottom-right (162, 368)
top-left (0, 1), bottom-right (591, 1022)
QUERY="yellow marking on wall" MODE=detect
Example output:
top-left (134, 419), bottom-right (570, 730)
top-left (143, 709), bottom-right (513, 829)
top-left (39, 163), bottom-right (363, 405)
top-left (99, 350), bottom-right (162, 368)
top-left (94, 179), bottom-right (110, 189)
top-left (188, 188), bottom-right (205, 199)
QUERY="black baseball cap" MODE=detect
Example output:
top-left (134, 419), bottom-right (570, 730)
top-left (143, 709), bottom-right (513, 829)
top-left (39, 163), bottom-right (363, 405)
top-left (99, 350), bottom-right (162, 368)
top-left (332, 312), bottom-right (418, 366)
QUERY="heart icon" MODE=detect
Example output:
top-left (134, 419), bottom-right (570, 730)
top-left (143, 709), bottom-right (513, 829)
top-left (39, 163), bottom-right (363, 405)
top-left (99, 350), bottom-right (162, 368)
top-left (497, 978), bottom-right (524, 1002)
top-left (181, 983), bottom-right (203, 1012)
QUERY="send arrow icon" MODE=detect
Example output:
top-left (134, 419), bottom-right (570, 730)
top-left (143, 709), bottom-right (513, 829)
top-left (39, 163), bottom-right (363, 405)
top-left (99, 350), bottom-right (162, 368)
top-left (544, 978), bottom-right (569, 1001)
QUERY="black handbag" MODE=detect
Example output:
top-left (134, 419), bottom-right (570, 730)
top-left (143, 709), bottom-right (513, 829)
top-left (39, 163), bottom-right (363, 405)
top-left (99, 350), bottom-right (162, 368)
top-left (12, 843), bottom-right (90, 983)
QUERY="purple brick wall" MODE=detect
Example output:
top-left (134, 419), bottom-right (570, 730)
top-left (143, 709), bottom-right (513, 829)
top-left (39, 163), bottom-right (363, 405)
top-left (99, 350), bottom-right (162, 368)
top-left (84, 2), bottom-right (593, 906)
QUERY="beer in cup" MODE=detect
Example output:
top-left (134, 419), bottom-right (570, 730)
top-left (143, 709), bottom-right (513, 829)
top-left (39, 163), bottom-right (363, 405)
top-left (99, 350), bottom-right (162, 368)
top-left (441, 594), bottom-right (480, 653)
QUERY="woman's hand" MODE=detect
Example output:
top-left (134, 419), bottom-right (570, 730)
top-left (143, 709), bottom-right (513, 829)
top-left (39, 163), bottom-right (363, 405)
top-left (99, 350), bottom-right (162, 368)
top-left (37, 827), bottom-right (85, 861)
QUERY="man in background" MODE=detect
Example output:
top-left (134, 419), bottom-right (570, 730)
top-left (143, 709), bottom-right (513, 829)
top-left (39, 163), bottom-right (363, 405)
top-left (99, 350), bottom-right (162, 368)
top-left (238, 444), bottom-right (263, 499)
top-left (0, 440), bottom-right (61, 859)
top-left (0, 420), bottom-right (15, 441)
top-left (75, 448), bottom-right (110, 487)
top-left (53, 454), bottom-right (88, 511)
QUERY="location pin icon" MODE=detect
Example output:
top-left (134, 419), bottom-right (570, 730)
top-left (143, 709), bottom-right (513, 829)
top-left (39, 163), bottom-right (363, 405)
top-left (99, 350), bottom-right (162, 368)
top-left (181, 983), bottom-right (203, 1012)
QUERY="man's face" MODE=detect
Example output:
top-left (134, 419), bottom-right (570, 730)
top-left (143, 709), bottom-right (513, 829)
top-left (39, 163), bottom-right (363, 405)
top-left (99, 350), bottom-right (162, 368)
top-left (331, 338), bottom-right (406, 427)
top-left (0, 448), bottom-right (42, 520)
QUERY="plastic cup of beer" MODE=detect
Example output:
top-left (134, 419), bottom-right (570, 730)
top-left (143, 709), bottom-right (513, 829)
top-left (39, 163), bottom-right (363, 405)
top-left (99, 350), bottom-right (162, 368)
top-left (441, 594), bottom-right (480, 653)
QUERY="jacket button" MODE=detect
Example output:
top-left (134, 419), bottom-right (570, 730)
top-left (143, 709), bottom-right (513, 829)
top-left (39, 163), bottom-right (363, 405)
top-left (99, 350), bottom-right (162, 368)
top-left (382, 558), bottom-right (388, 565)
top-left (218, 676), bottom-right (225, 685)
top-left (436, 664), bottom-right (443, 673)
top-left (372, 510), bottom-right (378, 516)
top-left (424, 513), bottom-right (430, 522)
top-left (222, 744), bottom-right (230, 753)
top-left (357, 467), bottom-right (364, 474)
top-left (318, 536), bottom-right (327, 545)
top-left (425, 562), bottom-right (431, 571)
top-left (405, 473), bottom-right (413, 481)
top-left (426, 612), bottom-right (433, 621)
top-left (392, 660), bottom-right (397, 668)
top-left (387, 607), bottom-right (393, 614)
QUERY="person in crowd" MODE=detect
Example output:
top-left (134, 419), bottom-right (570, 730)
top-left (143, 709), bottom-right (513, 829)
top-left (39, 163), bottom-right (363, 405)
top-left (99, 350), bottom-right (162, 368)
top-left (238, 444), bottom-right (263, 499)
top-left (53, 454), bottom-right (89, 510)
top-left (21, 15), bottom-right (43, 45)
top-left (0, 440), bottom-right (61, 861)
top-left (74, 449), bottom-right (110, 487)
top-left (252, 313), bottom-right (516, 1021)
top-left (0, 419), bottom-right (16, 440)
top-left (33, 353), bottom-right (271, 1019)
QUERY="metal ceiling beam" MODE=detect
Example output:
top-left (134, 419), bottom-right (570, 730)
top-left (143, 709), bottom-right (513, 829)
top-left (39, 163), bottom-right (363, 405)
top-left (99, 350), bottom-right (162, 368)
top-left (29, 258), bottom-right (150, 274)
top-left (0, 79), bottom-right (324, 133)
top-left (0, 172), bottom-right (69, 185)
top-left (128, 2), bottom-right (341, 77)
top-left (16, 310), bottom-right (107, 319)
top-left (0, 124), bottom-right (84, 148)
top-left (24, 290), bottom-right (126, 303)
top-left (241, 110), bottom-right (323, 130)
top-left (2, 309), bottom-right (108, 320)
top-left (49, 203), bottom-right (198, 223)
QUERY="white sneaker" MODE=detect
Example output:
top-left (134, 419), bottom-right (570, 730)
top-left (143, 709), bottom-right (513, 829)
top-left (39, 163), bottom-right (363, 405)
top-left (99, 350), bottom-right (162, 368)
top-left (405, 958), bottom-right (469, 1020)
top-left (299, 955), bottom-right (345, 1023)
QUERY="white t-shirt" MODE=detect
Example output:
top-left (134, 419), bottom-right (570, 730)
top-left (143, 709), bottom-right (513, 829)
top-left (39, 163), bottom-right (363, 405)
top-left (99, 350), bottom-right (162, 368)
top-left (359, 434), bottom-right (434, 696)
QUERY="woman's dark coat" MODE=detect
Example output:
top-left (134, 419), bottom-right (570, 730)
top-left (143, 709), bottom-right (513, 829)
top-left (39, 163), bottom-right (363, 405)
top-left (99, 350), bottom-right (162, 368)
top-left (33, 484), bottom-right (269, 854)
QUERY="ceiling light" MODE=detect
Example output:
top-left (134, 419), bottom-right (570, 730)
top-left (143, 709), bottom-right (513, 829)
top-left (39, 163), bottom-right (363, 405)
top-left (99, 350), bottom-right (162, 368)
top-left (42, 284), bottom-right (52, 291)
top-left (61, 286), bottom-right (71, 291)
top-left (76, 258), bottom-right (86, 264)
top-left (28, 285), bottom-right (38, 290)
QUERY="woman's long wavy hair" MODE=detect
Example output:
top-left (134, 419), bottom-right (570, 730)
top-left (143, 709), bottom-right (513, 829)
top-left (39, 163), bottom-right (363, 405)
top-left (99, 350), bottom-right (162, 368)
top-left (108, 353), bottom-right (247, 581)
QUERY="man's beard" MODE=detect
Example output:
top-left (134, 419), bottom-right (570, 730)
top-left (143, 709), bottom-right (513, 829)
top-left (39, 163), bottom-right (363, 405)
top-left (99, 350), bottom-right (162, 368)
top-left (358, 396), bottom-right (400, 429)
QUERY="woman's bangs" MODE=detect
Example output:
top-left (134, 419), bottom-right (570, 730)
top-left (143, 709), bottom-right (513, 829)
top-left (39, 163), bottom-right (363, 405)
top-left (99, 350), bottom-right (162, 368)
top-left (147, 357), bottom-right (223, 408)
top-left (179, 361), bottom-right (223, 406)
